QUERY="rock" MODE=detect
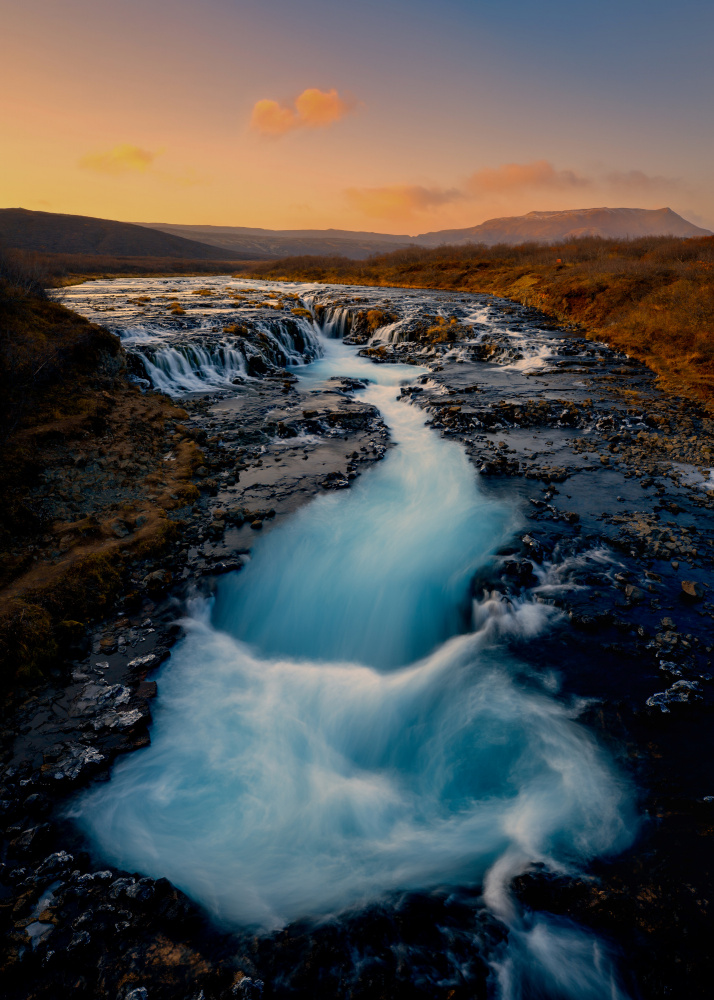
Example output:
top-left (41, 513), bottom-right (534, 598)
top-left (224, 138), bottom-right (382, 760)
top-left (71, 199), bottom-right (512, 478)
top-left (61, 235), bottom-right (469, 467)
top-left (143, 569), bottom-right (172, 594)
top-left (646, 679), bottom-right (703, 713)
top-left (681, 580), bottom-right (704, 600)
top-left (125, 878), bottom-right (155, 903)
top-left (108, 878), bottom-right (135, 900)
top-left (23, 793), bottom-right (51, 818)
top-left (233, 979), bottom-right (264, 998)
top-left (40, 743), bottom-right (105, 784)
top-left (67, 929), bottom-right (91, 950)
top-left (125, 990), bottom-right (149, 1000)
top-left (11, 823), bottom-right (53, 857)
top-left (625, 584), bottom-right (646, 602)
top-left (35, 851), bottom-right (74, 878)
top-left (321, 471), bottom-right (350, 489)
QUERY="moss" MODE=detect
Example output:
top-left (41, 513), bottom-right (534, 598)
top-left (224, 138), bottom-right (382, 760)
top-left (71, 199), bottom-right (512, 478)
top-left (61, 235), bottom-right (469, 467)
top-left (0, 600), bottom-right (57, 688)
top-left (39, 552), bottom-right (123, 621)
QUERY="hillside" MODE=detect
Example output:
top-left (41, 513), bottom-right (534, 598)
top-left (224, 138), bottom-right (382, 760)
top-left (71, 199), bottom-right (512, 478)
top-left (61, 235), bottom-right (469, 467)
top-left (0, 250), bottom-right (201, 686)
top-left (416, 207), bottom-right (711, 246)
top-left (139, 207), bottom-right (711, 258)
top-left (137, 222), bottom-right (412, 260)
top-left (4, 208), bottom-right (708, 269)
top-left (0, 209), bottom-right (249, 260)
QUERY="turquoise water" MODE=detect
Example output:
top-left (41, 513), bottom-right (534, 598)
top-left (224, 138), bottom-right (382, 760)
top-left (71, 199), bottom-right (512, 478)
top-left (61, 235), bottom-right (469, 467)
top-left (74, 332), bottom-right (633, 997)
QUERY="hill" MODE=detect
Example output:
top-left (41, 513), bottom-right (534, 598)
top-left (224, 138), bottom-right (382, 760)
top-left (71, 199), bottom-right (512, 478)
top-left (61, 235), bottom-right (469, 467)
top-left (0, 249), bottom-right (200, 685)
top-left (0, 209), bottom-right (249, 260)
top-left (416, 207), bottom-right (711, 246)
top-left (137, 222), bottom-right (412, 260)
top-left (137, 207), bottom-right (710, 258)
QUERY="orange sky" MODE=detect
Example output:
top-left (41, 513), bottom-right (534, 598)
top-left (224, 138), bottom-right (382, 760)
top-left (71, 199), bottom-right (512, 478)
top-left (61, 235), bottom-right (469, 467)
top-left (1, 0), bottom-right (712, 234)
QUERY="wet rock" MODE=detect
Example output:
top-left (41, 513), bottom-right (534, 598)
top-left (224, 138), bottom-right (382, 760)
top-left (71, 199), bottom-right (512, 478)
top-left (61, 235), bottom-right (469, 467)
top-left (681, 579), bottom-right (704, 600)
top-left (35, 851), bottom-right (74, 879)
top-left (125, 877), bottom-right (155, 903)
top-left (502, 560), bottom-right (536, 586)
top-left (10, 823), bottom-right (54, 857)
top-left (646, 679), bottom-right (703, 712)
top-left (40, 742), bottom-right (105, 784)
top-left (321, 471), bottom-right (350, 489)
top-left (232, 978), bottom-right (264, 998)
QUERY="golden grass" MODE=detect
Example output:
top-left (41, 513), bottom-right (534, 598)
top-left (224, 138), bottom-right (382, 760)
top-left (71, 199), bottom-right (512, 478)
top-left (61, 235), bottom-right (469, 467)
top-left (249, 235), bottom-right (714, 409)
top-left (0, 252), bottom-right (201, 689)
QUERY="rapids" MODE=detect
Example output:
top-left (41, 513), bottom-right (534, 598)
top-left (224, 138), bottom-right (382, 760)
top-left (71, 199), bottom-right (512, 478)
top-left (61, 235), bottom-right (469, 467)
top-left (72, 316), bottom-right (635, 997)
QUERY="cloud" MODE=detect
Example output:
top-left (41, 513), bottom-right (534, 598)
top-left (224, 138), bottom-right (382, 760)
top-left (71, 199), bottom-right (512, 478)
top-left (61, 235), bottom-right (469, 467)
top-left (466, 160), bottom-right (591, 195)
top-left (345, 184), bottom-right (463, 219)
top-left (79, 143), bottom-right (159, 175)
top-left (605, 169), bottom-right (682, 192)
top-left (346, 161), bottom-right (685, 224)
top-left (250, 88), bottom-right (352, 136)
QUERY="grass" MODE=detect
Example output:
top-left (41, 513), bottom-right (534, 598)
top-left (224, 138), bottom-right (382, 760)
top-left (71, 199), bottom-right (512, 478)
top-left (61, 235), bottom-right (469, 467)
top-left (0, 247), bottom-right (258, 285)
top-left (0, 249), bottom-right (202, 691)
top-left (248, 235), bottom-right (714, 408)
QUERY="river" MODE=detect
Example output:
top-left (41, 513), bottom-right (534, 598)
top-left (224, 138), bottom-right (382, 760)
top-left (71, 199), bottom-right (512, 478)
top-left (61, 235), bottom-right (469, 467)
top-left (68, 304), bottom-right (636, 998)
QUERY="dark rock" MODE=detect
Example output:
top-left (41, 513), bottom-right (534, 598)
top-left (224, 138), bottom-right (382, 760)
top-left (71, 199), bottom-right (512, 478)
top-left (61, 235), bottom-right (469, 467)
top-left (23, 793), bottom-right (51, 818)
top-left (125, 877), bottom-right (155, 903)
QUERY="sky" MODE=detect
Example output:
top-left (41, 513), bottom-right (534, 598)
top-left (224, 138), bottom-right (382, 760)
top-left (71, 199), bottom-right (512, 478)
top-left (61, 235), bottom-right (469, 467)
top-left (1, 0), bottom-right (713, 235)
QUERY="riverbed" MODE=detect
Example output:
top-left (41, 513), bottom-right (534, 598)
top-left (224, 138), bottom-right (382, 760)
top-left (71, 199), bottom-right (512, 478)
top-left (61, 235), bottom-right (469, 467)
top-left (4, 276), bottom-right (714, 1000)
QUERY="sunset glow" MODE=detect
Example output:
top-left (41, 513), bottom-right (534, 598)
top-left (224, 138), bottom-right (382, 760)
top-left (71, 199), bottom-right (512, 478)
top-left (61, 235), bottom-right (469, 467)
top-left (1, 0), bottom-right (712, 233)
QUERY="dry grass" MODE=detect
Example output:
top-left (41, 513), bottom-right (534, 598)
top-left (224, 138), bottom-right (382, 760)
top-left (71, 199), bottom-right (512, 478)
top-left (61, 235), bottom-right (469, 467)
top-left (0, 250), bottom-right (202, 690)
top-left (0, 247), bottom-right (258, 285)
top-left (249, 235), bottom-right (714, 408)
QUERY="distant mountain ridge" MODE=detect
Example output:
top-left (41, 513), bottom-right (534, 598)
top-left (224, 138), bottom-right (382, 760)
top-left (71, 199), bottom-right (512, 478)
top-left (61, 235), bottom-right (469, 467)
top-left (0, 209), bottom-right (248, 260)
top-left (416, 207), bottom-right (711, 246)
top-left (1, 207), bottom-right (709, 264)
top-left (137, 222), bottom-right (412, 260)
top-left (142, 207), bottom-right (710, 258)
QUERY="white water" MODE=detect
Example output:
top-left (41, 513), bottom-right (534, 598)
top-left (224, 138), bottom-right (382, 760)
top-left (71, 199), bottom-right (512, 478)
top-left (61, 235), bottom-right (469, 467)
top-left (73, 329), bottom-right (634, 996)
top-left (140, 342), bottom-right (248, 393)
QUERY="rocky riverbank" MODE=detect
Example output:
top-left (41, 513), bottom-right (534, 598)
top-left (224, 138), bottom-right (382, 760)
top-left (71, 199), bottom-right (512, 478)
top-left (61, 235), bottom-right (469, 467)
top-left (1, 277), bottom-right (713, 999)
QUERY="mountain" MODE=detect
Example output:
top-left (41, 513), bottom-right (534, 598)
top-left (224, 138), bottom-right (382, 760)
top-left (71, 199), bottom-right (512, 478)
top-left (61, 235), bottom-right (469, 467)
top-left (415, 207), bottom-right (711, 246)
top-left (136, 223), bottom-right (412, 260)
top-left (0, 209), bottom-right (249, 260)
top-left (3, 207), bottom-right (709, 265)
top-left (139, 207), bottom-right (710, 258)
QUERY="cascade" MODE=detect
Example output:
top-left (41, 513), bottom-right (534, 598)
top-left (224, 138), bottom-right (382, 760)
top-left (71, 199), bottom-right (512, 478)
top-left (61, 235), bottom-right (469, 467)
top-left (129, 317), bottom-right (322, 394)
top-left (71, 303), bottom-right (635, 998)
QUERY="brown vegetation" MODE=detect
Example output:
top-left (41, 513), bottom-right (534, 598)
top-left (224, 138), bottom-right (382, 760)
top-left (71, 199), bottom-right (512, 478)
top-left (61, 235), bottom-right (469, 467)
top-left (250, 235), bottom-right (714, 408)
top-left (0, 248), bottom-right (255, 285)
top-left (0, 250), bottom-right (201, 690)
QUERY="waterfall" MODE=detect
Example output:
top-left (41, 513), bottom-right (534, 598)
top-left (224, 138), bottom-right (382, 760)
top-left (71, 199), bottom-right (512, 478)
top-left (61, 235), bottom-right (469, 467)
top-left (130, 317), bottom-right (322, 394)
top-left (72, 331), bottom-right (635, 998)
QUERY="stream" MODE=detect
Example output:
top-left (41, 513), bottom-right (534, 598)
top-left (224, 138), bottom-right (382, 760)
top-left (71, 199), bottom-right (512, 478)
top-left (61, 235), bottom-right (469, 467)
top-left (72, 320), bottom-right (636, 998)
